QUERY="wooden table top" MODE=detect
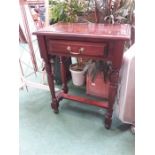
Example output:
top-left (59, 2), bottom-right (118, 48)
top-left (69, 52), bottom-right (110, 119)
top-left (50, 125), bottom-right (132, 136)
top-left (33, 23), bottom-right (131, 40)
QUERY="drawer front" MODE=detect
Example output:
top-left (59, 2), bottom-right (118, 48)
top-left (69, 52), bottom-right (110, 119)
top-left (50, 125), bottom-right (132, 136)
top-left (47, 40), bottom-right (108, 57)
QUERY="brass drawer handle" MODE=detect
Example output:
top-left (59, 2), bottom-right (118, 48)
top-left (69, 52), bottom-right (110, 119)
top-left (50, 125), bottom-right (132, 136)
top-left (66, 46), bottom-right (81, 55)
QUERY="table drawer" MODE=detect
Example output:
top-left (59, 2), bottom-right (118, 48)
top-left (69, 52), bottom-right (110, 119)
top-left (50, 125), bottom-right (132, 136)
top-left (47, 40), bottom-right (108, 57)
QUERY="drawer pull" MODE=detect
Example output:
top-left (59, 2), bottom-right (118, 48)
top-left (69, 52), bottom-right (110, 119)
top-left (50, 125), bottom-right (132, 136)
top-left (67, 46), bottom-right (81, 55)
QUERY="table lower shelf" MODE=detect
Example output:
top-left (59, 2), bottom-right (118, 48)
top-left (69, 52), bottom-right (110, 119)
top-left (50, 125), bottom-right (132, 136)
top-left (56, 92), bottom-right (109, 109)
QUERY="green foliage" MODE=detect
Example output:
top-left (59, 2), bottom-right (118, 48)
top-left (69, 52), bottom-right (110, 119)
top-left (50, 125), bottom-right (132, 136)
top-left (113, 0), bottom-right (135, 24)
top-left (94, 0), bottom-right (135, 24)
top-left (49, 0), bottom-right (86, 23)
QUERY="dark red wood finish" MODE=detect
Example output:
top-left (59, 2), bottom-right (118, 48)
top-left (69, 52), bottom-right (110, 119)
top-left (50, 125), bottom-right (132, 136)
top-left (47, 40), bottom-right (107, 57)
top-left (33, 23), bottom-right (131, 129)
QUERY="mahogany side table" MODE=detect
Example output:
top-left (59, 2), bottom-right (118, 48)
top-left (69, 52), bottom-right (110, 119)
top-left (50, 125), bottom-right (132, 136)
top-left (33, 23), bottom-right (131, 129)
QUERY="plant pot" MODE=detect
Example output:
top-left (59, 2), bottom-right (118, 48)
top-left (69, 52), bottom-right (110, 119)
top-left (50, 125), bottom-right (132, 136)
top-left (70, 64), bottom-right (85, 86)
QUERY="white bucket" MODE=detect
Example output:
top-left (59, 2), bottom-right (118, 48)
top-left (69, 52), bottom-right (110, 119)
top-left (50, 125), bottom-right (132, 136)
top-left (70, 67), bottom-right (85, 86)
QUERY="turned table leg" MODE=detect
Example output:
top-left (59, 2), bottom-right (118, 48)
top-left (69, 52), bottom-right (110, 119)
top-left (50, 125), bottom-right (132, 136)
top-left (45, 59), bottom-right (59, 113)
top-left (60, 56), bottom-right (68, 93)
top-left (105, 70), bottom-right (119, 129)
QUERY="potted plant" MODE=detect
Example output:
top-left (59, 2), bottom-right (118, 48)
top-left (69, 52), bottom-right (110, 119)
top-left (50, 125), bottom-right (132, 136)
top-left (49, 0), bottom-right (88, 23)
top-left (69, 57), bottom-right (88, 86)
